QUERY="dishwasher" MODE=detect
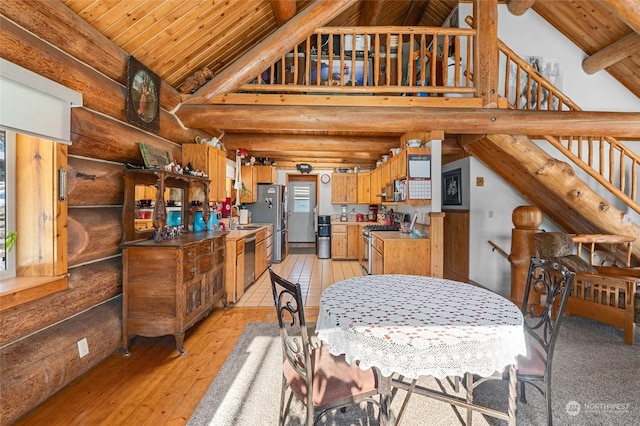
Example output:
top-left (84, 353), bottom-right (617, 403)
top-left (243, 235), bottom-right (256, 291)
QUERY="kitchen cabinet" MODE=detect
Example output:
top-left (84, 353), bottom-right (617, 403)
top-left (357, 172), bottom-right (371, 204)
top-left (240, 166), bottom-right (258, 203)
top-left (371, 232), bottom-right (430, 275)
top-left (370, 167), bottom-right (381, 203)
top-left (255, 227), bottom-right (274, 277)
top-left (331, 173), bottom-right (357, 204)
top-left (389, 150), bottom-right (407, 180)
top-left (255, 165), bottom-right (277, 183)
top-left (182, 144), bottom-right (227, 202)
top-left (225, 238), bottom-right (245, 303)
top-left (121, 232), bottom-right (226, 355)
top-left (331, 223), bottom-right (359, 259)
top-left (265, 225), bottom-right (274, 264)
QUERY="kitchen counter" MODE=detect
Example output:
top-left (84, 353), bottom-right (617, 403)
top-left (224, 223), bottom-right (272, 241)
top-left (372, 230), bottom-right (429, 240)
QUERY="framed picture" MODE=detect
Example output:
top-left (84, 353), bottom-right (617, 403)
top-left (442, 168), bottom-right (462, 205)
top-left (126, 56), bottom-right (160, 133)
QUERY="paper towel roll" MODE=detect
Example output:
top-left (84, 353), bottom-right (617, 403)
top-left (240, 209), bottom-right (249, 225)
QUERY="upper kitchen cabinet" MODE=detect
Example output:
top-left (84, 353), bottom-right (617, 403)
top-left (182, 144), bottom-right (227, 202)
top-left (240, 166), bottom-right (258, 203)
top-left (331, 173), bottom-right (357, 204)
top-left (255, 165), bottom-right (277, 184)
top-left (357, 172), bottom-right (371, 204)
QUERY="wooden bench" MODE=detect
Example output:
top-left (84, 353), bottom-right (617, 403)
top-left (534, 233), bottom-right (638, 345)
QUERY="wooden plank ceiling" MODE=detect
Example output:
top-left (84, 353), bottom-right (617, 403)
top-left (60, 0), bottom-right (640, 169)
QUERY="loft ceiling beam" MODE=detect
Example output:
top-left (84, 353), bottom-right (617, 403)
top-left (507, 0), bottom-right (536, 16)
top-left (181, 0), bottom-right (355, 105)
top-left (600, 0), bottom-right (640, 35)
top-left (270, 0), bottom-right (297, 26)
top-left (583, 0), bottom-right (640, 75)
top-left (582, 32), bottom-right (640, 75)
top-left (176, 105), bottom-right (640, 138)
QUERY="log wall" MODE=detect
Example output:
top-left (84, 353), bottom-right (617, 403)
top-left (0, 2), bottom-right (211, 423)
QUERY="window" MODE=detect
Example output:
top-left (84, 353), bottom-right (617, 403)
top-left (0, 132), bottom-right (68, 309)
top-left (293, 186), bottom-right (311, 212)
top-left (0, 130), bottom-right (16, 279)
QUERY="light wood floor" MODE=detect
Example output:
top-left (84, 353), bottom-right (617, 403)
top-left (15, 254), bottom-right (363, 425)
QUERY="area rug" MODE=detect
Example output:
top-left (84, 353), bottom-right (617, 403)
top-left (288, 246), bottom-right (317, 255)
top-left (188, 318), bottom-right (640, 425)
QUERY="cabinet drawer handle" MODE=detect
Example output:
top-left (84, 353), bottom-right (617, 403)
top-left (190, 266), bottom-right (197, 275)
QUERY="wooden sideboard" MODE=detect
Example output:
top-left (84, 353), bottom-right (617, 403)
top-left (121, 232), bottom-right (226, 355)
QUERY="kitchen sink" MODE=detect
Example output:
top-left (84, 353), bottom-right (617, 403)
top-left (234, 225), bottom-right (261, 230)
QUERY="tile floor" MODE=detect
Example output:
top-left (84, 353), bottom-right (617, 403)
top-left (234, 253), bottom-right (364, 308)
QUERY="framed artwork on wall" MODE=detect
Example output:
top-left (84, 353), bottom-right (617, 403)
top-left (126, 56), bottom-right (160, 133)
top-left (442, 168), bottom-right (462, 205)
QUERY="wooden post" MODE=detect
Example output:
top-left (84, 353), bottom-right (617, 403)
top-left (429, 212), bottom-right (445, 278)
top-left (508, 206), bottom-right (542, 305)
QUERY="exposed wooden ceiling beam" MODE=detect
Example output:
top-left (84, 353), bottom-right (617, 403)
top-left (270, 0), bottom-right (297, 26)
top-left (176, 105), bottom-right (640, 138)
top-left (182, 0), bottom-right (355, 105)
top-left (600, 0), bottom-right (640, 36)
top-left (507, 0), bottom-right (536, 16)
top-left (358, 0), bottom-right (384, 26)
top-left (583, 32), bottom-right (640, 75)
top-left (223, 134), bottom-right (398, 151)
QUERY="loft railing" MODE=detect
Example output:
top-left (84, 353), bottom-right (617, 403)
top-left (498, 41), bottom-right (640, 215)
top-left (241, 26), bottom-right (477, 97)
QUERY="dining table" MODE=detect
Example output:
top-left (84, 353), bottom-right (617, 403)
top-left (315, 274), bottom-right (527, 426)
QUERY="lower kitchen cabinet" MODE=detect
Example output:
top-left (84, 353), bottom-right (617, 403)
top-left (331, 223), bottom-right (360, 260)
top-left (371, 233), bottom-right (430, 275)
top-left (225, 238), bottom-right (245, 303)
top-left (121, 232), bottom-right (226, 355)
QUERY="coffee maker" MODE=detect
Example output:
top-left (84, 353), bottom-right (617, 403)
top-left (368, 205), bottom-right (379, 222)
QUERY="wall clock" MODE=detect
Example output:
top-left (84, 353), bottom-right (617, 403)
top-left (321, 174), bottom-right (331, 184)
top-left (126, 56), bottom-right (160, 133)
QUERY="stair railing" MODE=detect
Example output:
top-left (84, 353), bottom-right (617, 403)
top-left (498, 41), bottom-right (639, 215)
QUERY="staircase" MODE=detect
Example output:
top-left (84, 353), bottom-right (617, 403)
top-left (464, 40), bottom-right (640, 265)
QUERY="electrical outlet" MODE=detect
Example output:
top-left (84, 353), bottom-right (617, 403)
top-left (77, 338), bottom-right (89, 358)
top-left (476, 177), bottom-right (484, 187)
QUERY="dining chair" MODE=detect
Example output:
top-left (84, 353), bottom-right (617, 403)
top-left (268, 265), bottom-right (381, 426)
top-left (518, 256), bottom-right (576, 425)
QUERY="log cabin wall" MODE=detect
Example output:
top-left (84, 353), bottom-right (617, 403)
top-left (0, 2), bottom-right (209, 423)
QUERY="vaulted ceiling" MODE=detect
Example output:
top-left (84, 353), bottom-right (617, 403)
top-left (60, 0), bottom-right (640, 169)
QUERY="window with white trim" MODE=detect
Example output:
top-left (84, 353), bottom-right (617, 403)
top-left (0, 130), bottom-right (16, 279)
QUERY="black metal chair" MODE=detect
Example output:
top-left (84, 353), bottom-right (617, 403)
top-left (518, 257), bottom-right (576, 425)
top-left (268, 265), bottom-right (381, 425)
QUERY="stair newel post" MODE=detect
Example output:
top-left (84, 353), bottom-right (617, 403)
top-left (508, 206), bottom-right (542, 306)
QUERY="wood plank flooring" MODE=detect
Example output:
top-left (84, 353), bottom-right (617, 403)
top-left (15, 254), bottom-right (362, 425)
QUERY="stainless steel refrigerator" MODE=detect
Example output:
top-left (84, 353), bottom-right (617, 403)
top-left (246, 184), bottom-right (287, 263)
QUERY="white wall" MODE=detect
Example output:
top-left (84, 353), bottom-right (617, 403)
top-left (457, 3), bottom-right (640, 295)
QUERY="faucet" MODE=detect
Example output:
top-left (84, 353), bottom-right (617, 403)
top-left (231, 205), bottom-right (241, 217)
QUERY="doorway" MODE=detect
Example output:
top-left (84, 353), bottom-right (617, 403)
top-left (287, 175), bottom-right (317, 243)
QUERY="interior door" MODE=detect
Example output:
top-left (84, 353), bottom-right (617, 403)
top-left (287, 180), bottom-right (316, 242)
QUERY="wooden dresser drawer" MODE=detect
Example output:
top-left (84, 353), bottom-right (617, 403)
top-left (183, 260), bottom-right (198, 279)
top-left (197, 240), bottom-right (214, 255)
top-left (184, 244), bottom-right (197, 261)
top-left (198, 253), bottom-right (215, 273)
top-left (236, 239), bottom-right (245, 253)
top-left (256, 229), bottom-right (266, 242)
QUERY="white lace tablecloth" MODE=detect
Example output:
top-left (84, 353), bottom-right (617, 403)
top-left (316, 275), bottom-right (526, 379)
